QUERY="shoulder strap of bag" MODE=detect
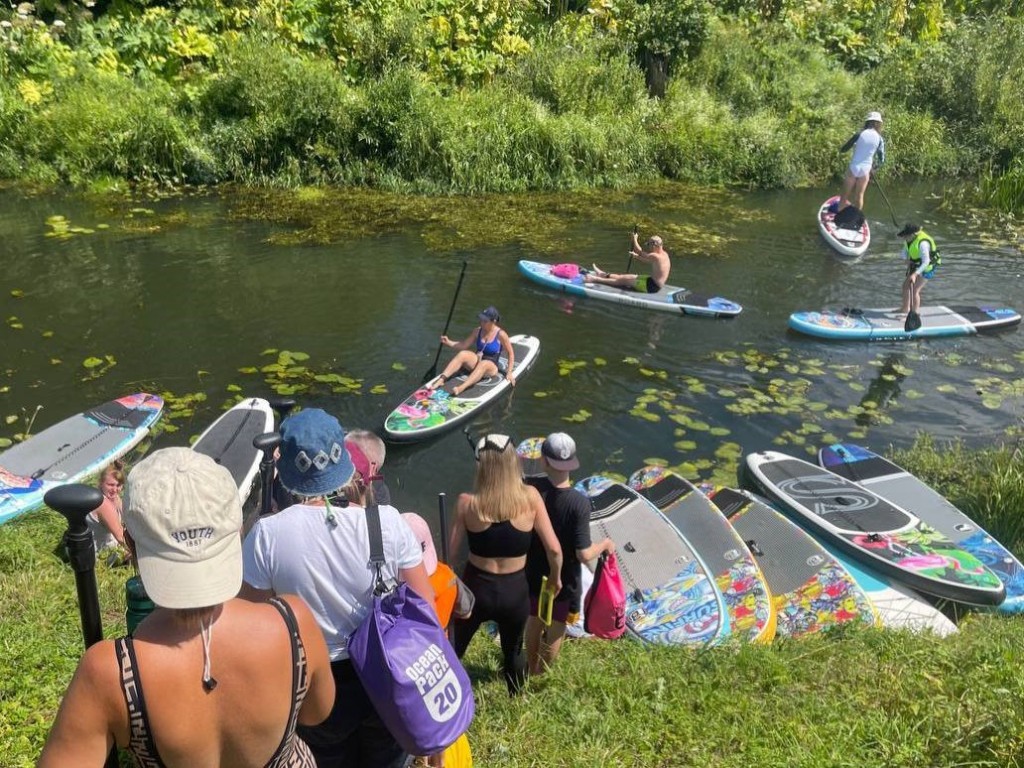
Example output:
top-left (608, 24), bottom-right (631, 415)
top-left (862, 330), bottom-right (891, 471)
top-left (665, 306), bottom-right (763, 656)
top-left (365, 504), bottom-right (393, 596)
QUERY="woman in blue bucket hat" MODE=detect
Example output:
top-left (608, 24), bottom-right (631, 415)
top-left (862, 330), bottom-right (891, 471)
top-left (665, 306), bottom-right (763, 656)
top-left (242, 408), bottom-right (435, 768)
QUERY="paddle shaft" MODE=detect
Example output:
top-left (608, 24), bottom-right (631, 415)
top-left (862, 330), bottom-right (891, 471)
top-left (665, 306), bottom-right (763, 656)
top-left (625, 224), bottom-right (639, 273)
top-left (872, 175), bottom-right (900, 228)
top-left (423, 261), bottom-right (469, 383)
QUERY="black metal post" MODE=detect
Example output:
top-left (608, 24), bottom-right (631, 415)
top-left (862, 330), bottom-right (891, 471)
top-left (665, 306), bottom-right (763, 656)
top-left (437, 492), bottom-right (449, 563)
top-left (45, 483), bottom-right (120, 768)
top-left (254, 431), bottom-right (282, 516)
top-left (46, 484), bottom-right (105, 648)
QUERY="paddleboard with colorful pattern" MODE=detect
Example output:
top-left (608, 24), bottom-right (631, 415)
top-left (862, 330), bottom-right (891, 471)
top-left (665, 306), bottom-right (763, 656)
top-left (577, 476), bottom-right (729, 646)
top-left (741, 451), bottom-right (1006, 606)
top-left (0, 393), bottom-right (164, 526)
top-left (709, 487), bottom-right (877, 638)
top-left (629, 467), bottom-right (774, 644)
top-left (820, 443), bottom-right (1024, 615)
top-left (517, 260), bottom-right (742, 318)
top-left (383, 335), bottom-right (540, 442)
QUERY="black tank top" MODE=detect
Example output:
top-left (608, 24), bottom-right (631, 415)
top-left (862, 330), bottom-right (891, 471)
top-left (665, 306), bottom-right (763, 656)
top-left (466, 519), bottom-right (533, 558)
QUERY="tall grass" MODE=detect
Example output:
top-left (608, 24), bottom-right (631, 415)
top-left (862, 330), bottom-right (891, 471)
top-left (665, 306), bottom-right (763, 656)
top-left (196, 41), bottom-right (362, 186)
top-left (892, 434), bottom-right (1024, 558)
top-left (16, 70), bottom-right (213, 185)
top-left (3, 441), bottom-right (1023, 766)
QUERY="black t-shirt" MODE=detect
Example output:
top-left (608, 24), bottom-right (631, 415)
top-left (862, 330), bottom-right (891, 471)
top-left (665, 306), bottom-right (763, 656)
top-left (525, 476), bottom-right (592, 608)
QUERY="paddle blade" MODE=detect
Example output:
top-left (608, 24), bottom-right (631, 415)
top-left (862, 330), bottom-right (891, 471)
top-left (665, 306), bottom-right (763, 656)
top-left (904, 311), bottom-right (922, 332)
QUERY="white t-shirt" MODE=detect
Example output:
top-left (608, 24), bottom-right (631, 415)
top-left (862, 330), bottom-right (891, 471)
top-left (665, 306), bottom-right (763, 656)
top-left (850, 127), bottom-right (883, 169)
top-left (242, 502), bottom-right (422, 660)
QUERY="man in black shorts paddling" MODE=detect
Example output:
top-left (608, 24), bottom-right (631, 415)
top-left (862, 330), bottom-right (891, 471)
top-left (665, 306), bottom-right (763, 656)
top-left (585, 231), bottom-right (671, 293)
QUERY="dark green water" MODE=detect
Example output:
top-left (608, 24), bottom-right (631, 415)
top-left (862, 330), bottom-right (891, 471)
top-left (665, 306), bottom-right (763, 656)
top-left (1, 183), bottom-right (1022, 529)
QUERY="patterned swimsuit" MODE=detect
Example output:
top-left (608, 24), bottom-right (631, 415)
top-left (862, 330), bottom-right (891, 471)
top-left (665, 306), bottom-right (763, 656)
top-left (115, 597), bottom-right (316, 768)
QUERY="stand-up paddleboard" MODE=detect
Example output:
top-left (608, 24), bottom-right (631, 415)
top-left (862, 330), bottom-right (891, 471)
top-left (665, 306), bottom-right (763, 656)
top-left (192, 397), bottom-right (274, 503)
top-left (818, 195), bottom-right (869, 257)
top-left (821, 539), bottom-right (957, 636)
top-left (789, 305), bottom-right (1021, 341)
top-left (384, 335), bottom-right (540, 442)
top-left (820, 443), bottom-right (1024, 615)
top-left (741, 451), bottom-right (1005, 606)
top-left (578, 476), bottom-right (729, 646)
top-left (736, 486), bottom-right (957, 636)
top-left (709, 487), bottom-right (877, 638)
top-left (0, 393), bottom-right (164, 526)
top-left (515, 436), bottom-right (546, 479)
top-left (517, 260), bottom-right (742, 318)
top-left (629, 467), bottom-right (774, 644)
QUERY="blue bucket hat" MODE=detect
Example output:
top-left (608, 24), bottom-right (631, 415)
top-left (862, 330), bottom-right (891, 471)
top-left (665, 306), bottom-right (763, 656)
top-left (278, 409), bottom-right (355, 497)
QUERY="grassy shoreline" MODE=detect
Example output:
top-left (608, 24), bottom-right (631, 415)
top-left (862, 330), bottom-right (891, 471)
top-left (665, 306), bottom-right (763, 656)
top-left (2, 436), bottom-right (1023, 766)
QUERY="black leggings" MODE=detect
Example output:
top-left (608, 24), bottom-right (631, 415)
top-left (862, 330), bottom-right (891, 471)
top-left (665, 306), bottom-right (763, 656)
top-left (452, 563), bottom-right (529, 695)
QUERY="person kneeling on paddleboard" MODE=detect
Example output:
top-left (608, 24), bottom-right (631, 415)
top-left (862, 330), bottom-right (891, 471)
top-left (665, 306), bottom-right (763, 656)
top-left (898, 222), bottom-right (940, 331)
top-left (426, 306), bottom-right (516, 396)
top-left (585, 231), bottom-right (671, 293)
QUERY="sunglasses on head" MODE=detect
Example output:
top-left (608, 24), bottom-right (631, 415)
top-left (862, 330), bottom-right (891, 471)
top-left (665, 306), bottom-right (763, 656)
top-left (464, 429), bottom-right (514, 460)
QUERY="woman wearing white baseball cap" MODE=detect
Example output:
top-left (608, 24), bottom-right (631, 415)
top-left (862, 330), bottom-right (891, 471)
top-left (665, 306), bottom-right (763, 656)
top-left (836, 110), bottom-right (885, 214)
top-left (40, 447), bottom-right (335, 767)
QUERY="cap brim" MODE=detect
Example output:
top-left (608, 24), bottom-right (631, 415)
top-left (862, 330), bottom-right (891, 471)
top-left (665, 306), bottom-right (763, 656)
top-left (136, 535), bottom-right (242, 609)
top-left (545, 456), bottom-right (580, 471)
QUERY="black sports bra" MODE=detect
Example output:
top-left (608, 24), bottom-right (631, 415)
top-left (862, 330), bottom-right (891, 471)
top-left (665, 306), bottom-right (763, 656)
top-left (466, 519), bottom-right (533, 558)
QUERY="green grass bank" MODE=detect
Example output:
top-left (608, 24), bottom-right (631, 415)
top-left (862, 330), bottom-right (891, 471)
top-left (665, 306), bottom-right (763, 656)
top-left (1, 2), bottom-right (1023, 205)
top-left (2, 436), bottom-right (1024, 766)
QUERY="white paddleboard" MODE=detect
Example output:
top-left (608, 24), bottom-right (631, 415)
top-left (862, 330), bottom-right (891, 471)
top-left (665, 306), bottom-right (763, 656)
top-left (1, 393), bottom-right (164, 526)
top-left (192, 397), bottom-right (274, 503)
top-left (817, 195), bottom-right (869, 257)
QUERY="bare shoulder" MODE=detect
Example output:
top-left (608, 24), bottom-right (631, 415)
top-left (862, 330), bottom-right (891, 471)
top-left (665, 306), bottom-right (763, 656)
top-left (78, 639), bottom-right (119, 684)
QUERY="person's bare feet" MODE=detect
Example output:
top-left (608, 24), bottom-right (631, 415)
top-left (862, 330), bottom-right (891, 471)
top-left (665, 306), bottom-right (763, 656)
top-left (425, 374), bottom-right (446, 391)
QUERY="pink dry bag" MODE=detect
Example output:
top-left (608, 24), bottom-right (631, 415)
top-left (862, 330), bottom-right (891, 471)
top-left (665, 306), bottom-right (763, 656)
top-left (550, 263), bottom-right (581, 280)
top-left (583, 552), bottom-right (627, 639)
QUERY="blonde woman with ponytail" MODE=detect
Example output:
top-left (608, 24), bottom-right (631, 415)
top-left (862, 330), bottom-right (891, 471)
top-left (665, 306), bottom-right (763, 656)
top-left (448, 434), bottom-right (562, 695)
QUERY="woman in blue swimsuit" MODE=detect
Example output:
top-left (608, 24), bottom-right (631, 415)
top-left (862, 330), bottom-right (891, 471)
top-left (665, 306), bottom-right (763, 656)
top-left (427, 306), bottom-right (517, 396)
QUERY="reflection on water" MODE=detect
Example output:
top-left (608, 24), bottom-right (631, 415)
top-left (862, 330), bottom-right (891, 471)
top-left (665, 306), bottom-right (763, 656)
top-left (0, 182), bottom-right (1022, 525)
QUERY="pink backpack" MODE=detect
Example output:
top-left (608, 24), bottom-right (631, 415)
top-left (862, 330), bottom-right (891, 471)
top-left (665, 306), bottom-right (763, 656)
top-left (583, 552), bottom-right (627, 639)
top-left (550, 263), bottom-right (581, 280)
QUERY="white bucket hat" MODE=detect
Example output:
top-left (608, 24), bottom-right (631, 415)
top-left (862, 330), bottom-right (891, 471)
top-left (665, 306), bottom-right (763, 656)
top-left (865, 111), bottom-right (883, 124)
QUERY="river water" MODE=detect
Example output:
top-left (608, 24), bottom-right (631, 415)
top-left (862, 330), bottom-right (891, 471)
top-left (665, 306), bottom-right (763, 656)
top-left (1, 182), bottom-right (1021, 528)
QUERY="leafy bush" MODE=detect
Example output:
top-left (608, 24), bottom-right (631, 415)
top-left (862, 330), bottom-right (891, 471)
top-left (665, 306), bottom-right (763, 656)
top-left (500, 22), bottom-right (649, 118)
top-left (868, 17), bottom-right (1024, 169)
top-left (16, 68), bottom-right (213, 184)
top-left (196, 41), bottom-right (360, 185)
top-left (355, 68), bottom-right (653, 192)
